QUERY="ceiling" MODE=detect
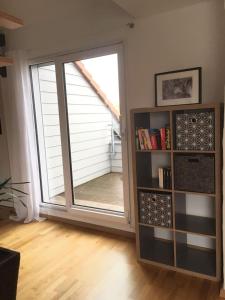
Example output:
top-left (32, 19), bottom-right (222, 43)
top-left (112, 0), bottom-right (211, 18)
top-left (0, 0), bottom-right (214, 28)
top-left (0, 0), bottom-right (129, 26)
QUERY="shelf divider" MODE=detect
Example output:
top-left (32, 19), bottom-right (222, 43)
top-left (175, 213), bottom-right (216, 238)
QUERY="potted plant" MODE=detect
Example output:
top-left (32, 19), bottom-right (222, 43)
top-left (0, 178), bottom-right (29, 221)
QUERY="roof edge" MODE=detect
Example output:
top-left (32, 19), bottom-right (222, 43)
top-left (74, 61), bottom-right (120, 121)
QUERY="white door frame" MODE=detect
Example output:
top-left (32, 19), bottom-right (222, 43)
top-left (30, 43), bottom-right (131, 230)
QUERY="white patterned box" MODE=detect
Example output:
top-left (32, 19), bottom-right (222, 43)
top-left (175, 111), bottom-right (215, 151)
top-left (139, 192), bottom-right (172, 228)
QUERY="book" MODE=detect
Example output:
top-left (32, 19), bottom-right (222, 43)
top-left (158, 167), bottom-right (171, 189)
top-left (141, 129), bottom-right (151, 150)
top-left (136, 128), bottom-right (153, 150)
top-left (165, 167), bottom-right (171, 189)
top-left (168, 168), bottom-right (172, 189)
top-left (135, 129), bottom-right (140, 150)
top-left (155, 130), bottom-right (161, 150)
top-left (143, 129), bottom-right (152, 150)
top-left (165, 126), bottom-right (171, 150)
top-left (137, 126), bottom-right (170, 151)
top-left (138, 129), bottom-right (145, 150)
top-left (158, 168), bottom-right (163, 188)
top-left (160, 128), bottom-right (166, 150)
top-left (149, 129), bottom-right (160, 150)
top-left (150, 133), bottom-right (158, 150)
top-left (163, 168), bottom-right (167, 188)
top-left (141, 129), bottom-right (148, 150)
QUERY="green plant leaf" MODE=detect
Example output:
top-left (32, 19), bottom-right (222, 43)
top-left (11, 182), bottom-right (30, 185)
top-left (5, 186), bottom-right (29, 195)
top-left (0, 198), bottom-right (12, 202)
top-left (0, 196), bottom-right (26, 208)
top-left (0, 177), bottom-right (11, 189)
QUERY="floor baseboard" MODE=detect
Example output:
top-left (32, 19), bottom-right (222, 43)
top-left (41, 213), bottom-right (135, 239)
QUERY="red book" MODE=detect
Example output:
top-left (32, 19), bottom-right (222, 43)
top-left (160, 128), bottom-right (166, 150)
top-left (150, 134), bottom-right (158, 150)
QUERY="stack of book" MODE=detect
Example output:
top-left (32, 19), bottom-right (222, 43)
top-left (158, 167), bottom-right (171, 189)
top-left (136, 126), bottom-right (170, 150)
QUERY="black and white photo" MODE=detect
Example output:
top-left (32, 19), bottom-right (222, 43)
top-left (155, 67), bottom-right (201, 106)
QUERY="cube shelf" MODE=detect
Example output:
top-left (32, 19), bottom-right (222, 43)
top-left (176, 243), bottom-right (216, 277)
top-left (175, 213), bottom-right (216, 237)
top-left (131, 103), bottom-right (222, 281)
top-left (176, 232), bottom-right (216, 277)
top-left (139, 226), bottom-right (174, 266)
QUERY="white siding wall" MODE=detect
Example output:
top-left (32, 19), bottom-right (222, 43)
top-left (38, 63), bottom-right (121, 198)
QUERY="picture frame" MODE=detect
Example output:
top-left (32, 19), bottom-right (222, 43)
top-left (155, 67), bottom-right (202, 107)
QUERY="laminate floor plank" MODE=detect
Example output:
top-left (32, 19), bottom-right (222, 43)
top-left (0, 220), bottom-right (220, 300)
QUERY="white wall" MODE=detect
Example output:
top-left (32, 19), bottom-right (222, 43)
top-left (126, 2), bottom-right (225, 109)
top-left (0, 0), bottom-right (224, 227)
top-left (1, 1), bottom-right (224, 108)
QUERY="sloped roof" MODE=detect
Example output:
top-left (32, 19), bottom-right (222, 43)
top-left (75, 61), bottom-right (120, 121)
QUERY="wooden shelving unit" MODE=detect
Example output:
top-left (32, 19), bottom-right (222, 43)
top-left (131, 103), bottom-right (222, 281)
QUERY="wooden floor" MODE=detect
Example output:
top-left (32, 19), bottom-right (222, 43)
top-left (0, 219), bottom-right (221, 300)
top-left (51, 173), bottom-right (124, 212)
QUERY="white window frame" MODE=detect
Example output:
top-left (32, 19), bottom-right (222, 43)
top-left (30, 43), bottom-right (132, 232)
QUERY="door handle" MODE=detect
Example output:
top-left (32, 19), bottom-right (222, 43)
top-left (120, 115), bottom-right (126, 139)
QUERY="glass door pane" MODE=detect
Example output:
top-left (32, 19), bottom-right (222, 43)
top-left (63, 54), bottom-right (124, 213)
top-left (31, 63), bottom-right (66, 206)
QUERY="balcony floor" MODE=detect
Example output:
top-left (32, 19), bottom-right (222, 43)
top-left (50, 172), bottom-right (124, 212)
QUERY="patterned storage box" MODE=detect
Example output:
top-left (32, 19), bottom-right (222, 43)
top-left (174, 154), bottom-right (215, 193)
top-left (175, 111), bottom-right (215, 151)
top-left (139, 192), bottom-right (172, 228)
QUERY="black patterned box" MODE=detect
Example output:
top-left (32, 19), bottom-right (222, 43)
top-left (139, 192), bottom-right (172, 228)
top-left (174, 154), bottom-right (215, 193)
top-left (175, 111), bottom-right (215, 151)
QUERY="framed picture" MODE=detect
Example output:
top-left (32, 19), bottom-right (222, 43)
top-left (155, 67), bottom-right (202, 107)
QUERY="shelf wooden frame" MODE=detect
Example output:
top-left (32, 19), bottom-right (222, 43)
top-left (0, 56), bottom-right (13, 67)
top-left (131, 103), bottom-right (222, 282)
top-left (136, 150), bottom-right (215, 154)
top-left (136, 149), bottom-right (171, 153)
top-left (175, 213), bottom-right (216, 238)
top-left (0, 10), bottom-right (24, 29)
top-left (0, 10), bottom-right (24, 67)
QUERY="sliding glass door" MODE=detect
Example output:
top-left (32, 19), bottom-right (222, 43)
top-left (31, 63), bottom-right (66, 206)
top-left (31, 44), bottom-right (130, 224)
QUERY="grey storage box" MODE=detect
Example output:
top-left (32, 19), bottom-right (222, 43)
top-left (139, 192), bottom-right (172, 228)
top-left (174, 154), bottom-right (215, 193)
top-left (175, 111), bottom-right (215, 151)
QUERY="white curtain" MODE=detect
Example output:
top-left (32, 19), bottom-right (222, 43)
top-left (1, 51), bottom-right (41, 222)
